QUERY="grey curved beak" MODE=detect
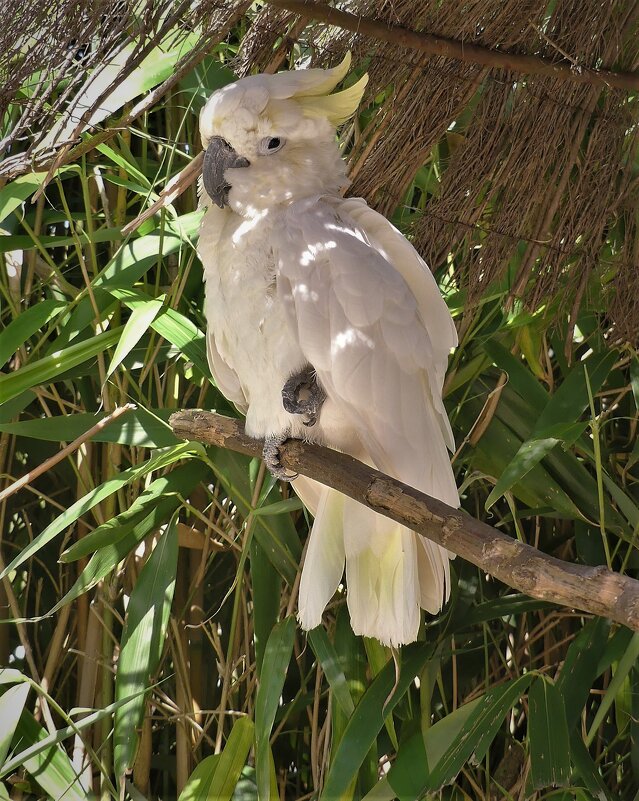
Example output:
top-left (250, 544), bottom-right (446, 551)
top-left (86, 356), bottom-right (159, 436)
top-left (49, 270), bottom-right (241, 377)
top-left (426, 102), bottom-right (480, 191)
top-left (202, 136), bottom-right (250, 208)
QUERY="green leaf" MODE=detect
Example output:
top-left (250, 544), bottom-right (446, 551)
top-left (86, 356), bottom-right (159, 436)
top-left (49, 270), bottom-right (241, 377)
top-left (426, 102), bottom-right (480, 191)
top-left (212, 448), bottom-right (300, 584)
top-left (0, 407), bottom-right (179, 447)
top-left (0, 173), bottom-right (52, 224)
top-left (456, 595), bottom-right (556, 628)
top-left (556, 617), bottom-right (610, 728)
top-left (321, 642), bottom-right (436, 801)
top-left (41, 31), bottom-right (200, 148)
top-left (114, 513), bottom-right (179, 777)
top-left (107, 287), bottom-right (210, 378)
top-left (0, 684), bottom-right (30, 766)
top-left (308, 627), bottom-right (355, 717)
top-left (178, 717), bottom-right (254, 801)
top-left (0, 442), bottom-right (199, 580)
top-left (0, 299), bottom-right (66, 367)
top-left (485, 350), bottom-right (618, 510)
top-left (586, 632), bottom-right (639, 746)
top-left (483, 339), bottom-right (548, 410)
top-left (92, 213), bottom-right (200, 294)
top-left (255, 617), bottom-right (296, 801)
top-left (528, 676), bottom-right (571, 789)
top-left (250, 538), bottom-right (281, 677)
top-left (456, 392), bottom-right (583, 518)
top-left (7, 711), bottom-right (90, 800)
top-left (0, 327), bottom-right (122, 404)
top-left (105, 297), bottom-right (164, 379)
top-left (569, 733), bottom-right (615, 801)
top-left (49, 462), bottom-right (206, 613)
top-left (388, 696), bottom-right (482, 801)
top-left (425, 673), bottom-right (535, 792)
top-left (252, 497), bottom-right (304, 516)
top-left (0, 688), bottom-right (148, 780)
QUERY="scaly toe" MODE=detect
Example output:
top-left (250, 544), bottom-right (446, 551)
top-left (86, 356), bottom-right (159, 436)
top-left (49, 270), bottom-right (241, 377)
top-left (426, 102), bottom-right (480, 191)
top-left (281, 365), bottom-right (326, 428)
top-left (262, 432), bottom-right (298, 482)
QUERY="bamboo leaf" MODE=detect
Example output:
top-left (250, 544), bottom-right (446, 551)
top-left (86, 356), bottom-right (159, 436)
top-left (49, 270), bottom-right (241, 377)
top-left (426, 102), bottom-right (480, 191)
top-left (179, 718), bottom-right (254, 801)
top-left (212, 448), bottom-right (300, 584)
top-left (569, 733), bottom-right (615, 801)
top-left (425, 673), bottom-right (535, 792)
top-left (105, 297), bottom-right (164, 379)
top-left (255, 617), bottom-right (296, 801)
top-left (48, 462), bottom-right (206, 614)
top-left (0, 684), bottom-right (30, 766)
top-left (0, 172), bottom-right (67, 224)
top-left (320, 643), bottom-right (436, 801)
top-left (252, 497), bottom-right (304, 516)
top-left (0, 689), bottom-right (150, 779)
top-left (0, 407), bottom-right (180, 447)
top-left (40, 31), bottom-right (200, 149)
top-left (586, 633), bottom-right (639, 746)
top-left (0, 299), bottom-right (66, 367)
top-left (7, 711), bottom-right (90, 800)
top-left (528, 676), bottom-right (571, 789)
top-left (388, 696), bottom-right (482, 801)
top-left (308, 627), bottom-right (355, 717)
top-left (486, 350), bottom-right (618, 510)
top-left (0, 327), bottom-right (122, 404)
top-left (250, 538), bottom-right (281, 677)
top-left (556, 617), bottom-right (610, 728)
top-left (114, 513), bottom-right (179, 777)
top-left (108, 286), bottom-right (210, 377)
top-left (0, 442), bottom-right (200, 580)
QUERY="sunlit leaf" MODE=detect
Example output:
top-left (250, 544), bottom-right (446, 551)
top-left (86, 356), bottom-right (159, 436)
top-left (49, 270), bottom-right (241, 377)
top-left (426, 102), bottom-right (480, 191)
top-left (255, 617), bottom-right (296, 801)
top-left (114, 513), bottom-right (179, 777)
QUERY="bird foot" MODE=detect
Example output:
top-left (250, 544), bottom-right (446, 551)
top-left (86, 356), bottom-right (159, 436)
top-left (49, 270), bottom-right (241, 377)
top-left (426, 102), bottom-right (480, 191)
top-left (262, 431), bottom-right (298, 482)
top-left (282, 365), bottom-right (326, 427)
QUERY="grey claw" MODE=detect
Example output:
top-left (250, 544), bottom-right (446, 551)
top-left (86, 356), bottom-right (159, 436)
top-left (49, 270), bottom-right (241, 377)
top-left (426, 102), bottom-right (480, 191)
top-left (282, 365), bottom-right (326, 427)
top-left (263, 432), bottom-right (298, 482)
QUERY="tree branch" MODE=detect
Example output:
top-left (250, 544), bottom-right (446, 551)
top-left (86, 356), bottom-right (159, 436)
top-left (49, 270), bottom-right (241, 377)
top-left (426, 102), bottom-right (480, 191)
top-left (265, 0), bottom-right (639, 92)
top-left (170, 410), bottom-right (639, 632)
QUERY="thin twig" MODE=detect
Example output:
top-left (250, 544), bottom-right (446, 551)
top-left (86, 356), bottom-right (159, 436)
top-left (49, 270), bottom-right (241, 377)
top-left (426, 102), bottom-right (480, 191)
top-left (121, 152), bottom-right (204, 237)
top-left (265, 0), bottom-right (639, 91)
top-left (0, 404), bottom-right (135, 503)
top-left (170, 410), bottom-right (639, 632)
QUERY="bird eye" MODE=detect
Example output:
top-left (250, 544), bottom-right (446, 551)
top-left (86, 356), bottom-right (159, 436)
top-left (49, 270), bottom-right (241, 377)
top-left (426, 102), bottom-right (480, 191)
top-left (258, 136), bottom-right (285, 155)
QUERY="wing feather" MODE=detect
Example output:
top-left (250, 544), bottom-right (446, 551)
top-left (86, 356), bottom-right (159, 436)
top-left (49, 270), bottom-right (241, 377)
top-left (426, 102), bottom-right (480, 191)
top-left (205, 321), bottom-right (249, 415)
top-left (275, 197), bottom-right (458, 508)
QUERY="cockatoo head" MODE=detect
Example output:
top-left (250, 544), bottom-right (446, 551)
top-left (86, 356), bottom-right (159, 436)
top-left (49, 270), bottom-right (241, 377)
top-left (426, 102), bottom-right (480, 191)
top-left (199, 53), bottom-right (367, 217)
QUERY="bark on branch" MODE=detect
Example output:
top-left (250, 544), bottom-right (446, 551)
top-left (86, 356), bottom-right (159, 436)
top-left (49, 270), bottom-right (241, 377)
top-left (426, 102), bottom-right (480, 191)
top-left (170, 410), bottom-right (639, 632)
top-left (265, 0), bottom-right (639, 92)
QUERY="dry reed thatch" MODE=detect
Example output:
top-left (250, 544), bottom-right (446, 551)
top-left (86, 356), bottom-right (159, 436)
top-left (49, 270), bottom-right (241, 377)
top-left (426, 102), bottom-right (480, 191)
top-left (0, 0), bottom-right (249, 177)
top-left (2, 0), bottom-right (638, 340)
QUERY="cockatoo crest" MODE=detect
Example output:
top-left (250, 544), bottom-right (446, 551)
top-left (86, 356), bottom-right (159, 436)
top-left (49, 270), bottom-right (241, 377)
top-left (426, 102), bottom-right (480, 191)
top-left (200, 52), bottom-right (368, 145)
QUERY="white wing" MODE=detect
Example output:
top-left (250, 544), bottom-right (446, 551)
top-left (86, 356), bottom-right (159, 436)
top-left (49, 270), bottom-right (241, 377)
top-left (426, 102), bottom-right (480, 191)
top-left (275, 196), bottom-right (458, 508)
top-left (205, 331), bottom-right (248, 415)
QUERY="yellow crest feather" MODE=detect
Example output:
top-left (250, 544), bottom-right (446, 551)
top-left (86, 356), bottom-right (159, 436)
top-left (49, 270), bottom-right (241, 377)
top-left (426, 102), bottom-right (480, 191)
top-left (296, 72), bottom-right (368, 126)
top-left (293, 51), bottom-right (353, 98)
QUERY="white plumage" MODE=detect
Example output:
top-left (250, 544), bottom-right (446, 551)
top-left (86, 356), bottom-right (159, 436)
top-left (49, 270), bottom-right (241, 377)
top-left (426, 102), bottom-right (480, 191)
top-left (197, 54), bottom-right (459, 646)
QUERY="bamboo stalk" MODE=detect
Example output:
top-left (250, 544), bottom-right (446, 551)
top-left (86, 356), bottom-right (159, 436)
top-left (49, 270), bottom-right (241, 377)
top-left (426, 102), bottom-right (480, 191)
top-left (170, 410), bottom-right (639, 632)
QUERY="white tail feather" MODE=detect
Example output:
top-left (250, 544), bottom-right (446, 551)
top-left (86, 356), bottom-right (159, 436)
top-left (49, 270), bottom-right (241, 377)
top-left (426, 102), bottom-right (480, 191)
top-left (296, 478), bottom-right (449, 646)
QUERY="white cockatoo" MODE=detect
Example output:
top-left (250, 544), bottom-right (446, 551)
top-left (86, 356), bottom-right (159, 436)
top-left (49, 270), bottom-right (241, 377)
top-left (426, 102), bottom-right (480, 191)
top-left (197, 53), bottom-right (459, 646)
